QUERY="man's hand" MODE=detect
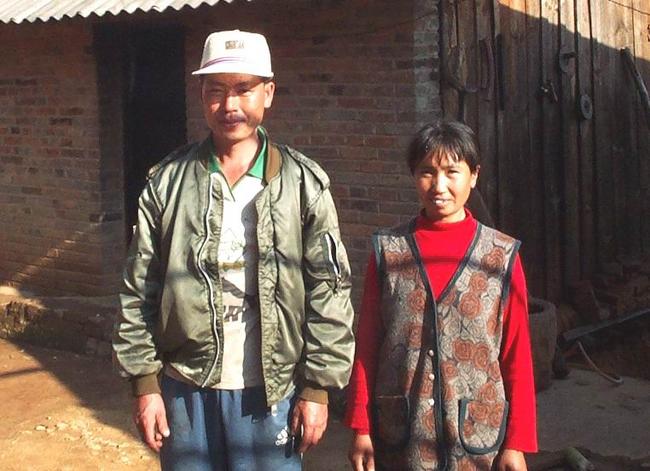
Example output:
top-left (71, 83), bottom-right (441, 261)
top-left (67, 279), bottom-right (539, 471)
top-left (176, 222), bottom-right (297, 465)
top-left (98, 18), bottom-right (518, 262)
top-left (496, 449), bottom-right (527, 471)
top-left (348, 433), bottom-right (375, 471)
top-left (133, 393), bottom-right (170, 453)
top-left (290, 398), bottom-right (328, 454)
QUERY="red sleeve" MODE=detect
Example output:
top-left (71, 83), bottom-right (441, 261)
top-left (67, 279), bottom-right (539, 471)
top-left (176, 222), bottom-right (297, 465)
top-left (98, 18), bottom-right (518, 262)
top-left (344, 253), bottom-right (383, 435)
top-left (500, 254), bottom-right (538, 452)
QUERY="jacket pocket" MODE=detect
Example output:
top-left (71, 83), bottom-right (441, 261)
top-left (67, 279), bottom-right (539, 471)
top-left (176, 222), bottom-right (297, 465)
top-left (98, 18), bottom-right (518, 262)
top-left (458, 398), bottom-right (509, 455)
top-left (372, 395), bottom-right (410, 449)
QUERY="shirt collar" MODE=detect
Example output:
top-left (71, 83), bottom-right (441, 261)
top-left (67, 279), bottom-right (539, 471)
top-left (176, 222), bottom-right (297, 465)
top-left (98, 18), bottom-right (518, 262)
top-left (208, 126), bottom-right (267, 181)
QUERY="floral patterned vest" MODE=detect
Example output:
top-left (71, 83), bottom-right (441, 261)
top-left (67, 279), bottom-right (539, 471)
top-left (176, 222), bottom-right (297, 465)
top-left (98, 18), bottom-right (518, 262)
top-left (371, 219), bottom-right (520, 470)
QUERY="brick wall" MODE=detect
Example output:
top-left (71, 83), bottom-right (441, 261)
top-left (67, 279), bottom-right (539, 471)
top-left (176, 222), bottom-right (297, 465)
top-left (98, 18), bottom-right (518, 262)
top-left (0, 21), bottom-right (124, 295)
top-left (0, 0), bottom-right (440, 302)
top-left (182, 0), bottom-right (441, 304)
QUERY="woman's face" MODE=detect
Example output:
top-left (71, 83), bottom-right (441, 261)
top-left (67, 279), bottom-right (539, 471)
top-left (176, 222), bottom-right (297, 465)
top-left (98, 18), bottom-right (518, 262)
top-left (413, 152), bottom-right (478, 223)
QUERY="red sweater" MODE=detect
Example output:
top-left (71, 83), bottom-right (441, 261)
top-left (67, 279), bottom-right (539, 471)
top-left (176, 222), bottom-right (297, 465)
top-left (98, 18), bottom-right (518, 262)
top-left (344, 211), bottom-right (538, 452)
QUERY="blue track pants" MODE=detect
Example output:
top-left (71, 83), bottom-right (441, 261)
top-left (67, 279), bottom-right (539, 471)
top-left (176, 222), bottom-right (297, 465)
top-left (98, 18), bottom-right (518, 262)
top-left (160, 374), bottom-right (302, 471)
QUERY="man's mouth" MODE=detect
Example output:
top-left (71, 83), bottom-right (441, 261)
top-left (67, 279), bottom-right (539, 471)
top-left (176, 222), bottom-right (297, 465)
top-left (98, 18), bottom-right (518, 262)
top-left (220, 116), bottom-right (246, 127)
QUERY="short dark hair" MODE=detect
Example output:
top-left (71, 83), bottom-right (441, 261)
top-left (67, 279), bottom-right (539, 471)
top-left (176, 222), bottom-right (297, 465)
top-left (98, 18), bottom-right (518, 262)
top-left (406, 120), bottom-right (479, 174)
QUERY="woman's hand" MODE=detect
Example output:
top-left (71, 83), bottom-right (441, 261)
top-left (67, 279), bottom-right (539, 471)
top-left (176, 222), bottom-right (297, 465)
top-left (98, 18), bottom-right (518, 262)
top-left (348, 433), bottom-right (375, 471)
top-left (496, 448), bottom-right (527, 471)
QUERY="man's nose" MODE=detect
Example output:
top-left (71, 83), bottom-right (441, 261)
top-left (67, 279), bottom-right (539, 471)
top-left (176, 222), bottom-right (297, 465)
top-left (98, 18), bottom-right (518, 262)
top-left (222, 92), bottom-right (239, 110)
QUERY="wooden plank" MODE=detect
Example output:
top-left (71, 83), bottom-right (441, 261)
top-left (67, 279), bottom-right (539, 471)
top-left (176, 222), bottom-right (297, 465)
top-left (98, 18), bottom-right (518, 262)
top-left (441, 0), bottom-right (480, 126)
top-left (496, 0), bottom-right (549, 295)
top-left (616, 1), bottom-right (641, 257)
top-left (475, 0), bottom-right (499, 220)
top-left (496, 0), bottom-right (516, 237)
top-left (522, 0), bottom-right (546, 296)
top-left (456, 0), bottom-right (479, 129)
top-left (540, 0), bottom-right (562, 300)
top-left (440, 0), bottom-right (460, 120)
top-left (590, 0), bottom-right (617, 264)
top-left (632, 0), bottom-right (650, 253)
top-left (559, 0), bottom-right (580, 290)
top-left (497, 0), bottom-right (530, 239)
top-left (493, 0), bottom-right (505, 227)
top-left (589, 0), bottom-right (641, 261)
top-left (575, 0), bottom-right (596, 278)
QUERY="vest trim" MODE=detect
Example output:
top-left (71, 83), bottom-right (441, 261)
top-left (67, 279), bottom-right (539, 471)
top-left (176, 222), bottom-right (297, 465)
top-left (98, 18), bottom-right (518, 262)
top-left (458, 398), bottom-right (510, 454)
top-left (404, 222), bottom-right (448, 470)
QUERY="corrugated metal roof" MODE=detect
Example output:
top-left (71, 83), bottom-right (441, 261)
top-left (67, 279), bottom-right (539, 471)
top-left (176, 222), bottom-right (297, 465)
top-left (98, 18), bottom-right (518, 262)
top-left (0, 0), bottom-right (228, 24)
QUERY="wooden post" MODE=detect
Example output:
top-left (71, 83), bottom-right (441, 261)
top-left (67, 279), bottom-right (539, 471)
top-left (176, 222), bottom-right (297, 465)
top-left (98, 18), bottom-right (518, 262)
top-left (541, 0), bottom-right (562, 300)
top-left (560, 0), bottom-right (580, 291)
top-left (575, 0), bottom-right (596, 280)
top-left (632, 0), bottom-right (650, 254)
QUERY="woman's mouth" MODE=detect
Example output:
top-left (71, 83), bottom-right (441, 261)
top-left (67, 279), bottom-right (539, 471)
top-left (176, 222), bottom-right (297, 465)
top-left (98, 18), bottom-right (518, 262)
top-left (432, 197), bottom-right (450, 207)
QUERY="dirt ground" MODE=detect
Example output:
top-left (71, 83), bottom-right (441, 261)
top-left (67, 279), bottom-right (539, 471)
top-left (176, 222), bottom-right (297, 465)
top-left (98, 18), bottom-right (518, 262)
top-left (0, 338), bottom-right (351, 471)
top-left (1, 338), bottom-right (649, 471)
top-left (0, 339), bottom-right (156, 470)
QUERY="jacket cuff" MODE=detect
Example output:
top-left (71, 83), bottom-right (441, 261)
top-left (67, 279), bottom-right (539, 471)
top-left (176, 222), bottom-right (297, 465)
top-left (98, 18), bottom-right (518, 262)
top-left (299, 385), bottom-right (329, 404)
top-left (130, 373), bottom-right (161, 396)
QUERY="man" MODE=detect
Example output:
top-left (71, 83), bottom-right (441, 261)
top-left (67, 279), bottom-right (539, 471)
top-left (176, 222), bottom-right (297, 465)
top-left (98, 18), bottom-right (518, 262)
top-left (113, 30), bottom-right (355, 470)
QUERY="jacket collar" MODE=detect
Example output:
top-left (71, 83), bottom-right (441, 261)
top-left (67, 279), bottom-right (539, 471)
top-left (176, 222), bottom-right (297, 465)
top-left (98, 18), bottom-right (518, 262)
top-left (197, 129), bottom-right (282, 183)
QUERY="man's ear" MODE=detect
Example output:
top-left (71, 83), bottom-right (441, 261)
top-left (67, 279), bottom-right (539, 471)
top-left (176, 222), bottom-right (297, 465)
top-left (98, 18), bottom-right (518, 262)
top-left (264, 81), bottom-right (275, 109)
top-left (198, 76), bottom-right (205, 102)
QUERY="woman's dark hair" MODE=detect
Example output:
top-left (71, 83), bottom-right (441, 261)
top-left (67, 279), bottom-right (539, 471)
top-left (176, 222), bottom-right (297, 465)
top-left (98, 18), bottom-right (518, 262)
top-left (406, 120), bottom-right (479, 174)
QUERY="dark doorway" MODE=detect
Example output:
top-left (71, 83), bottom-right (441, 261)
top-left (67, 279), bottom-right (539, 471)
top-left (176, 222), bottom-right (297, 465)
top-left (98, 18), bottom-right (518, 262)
top-left (123, 27), bottom-right (187, 241)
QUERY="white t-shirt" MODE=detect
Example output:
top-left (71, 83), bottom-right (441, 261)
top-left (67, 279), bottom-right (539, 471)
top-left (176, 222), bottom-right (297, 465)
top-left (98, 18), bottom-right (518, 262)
top-left (212, 170), bottom-right (265, 389)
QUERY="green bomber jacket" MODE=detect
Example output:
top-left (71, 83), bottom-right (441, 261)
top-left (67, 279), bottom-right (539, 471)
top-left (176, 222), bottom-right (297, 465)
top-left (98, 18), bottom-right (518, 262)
top-left (112, 135), bottom-right (355, 405)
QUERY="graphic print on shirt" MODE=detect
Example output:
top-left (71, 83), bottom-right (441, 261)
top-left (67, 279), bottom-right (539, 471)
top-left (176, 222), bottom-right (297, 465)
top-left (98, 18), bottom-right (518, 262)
top-left (215, 175), bottom-right (264, 389)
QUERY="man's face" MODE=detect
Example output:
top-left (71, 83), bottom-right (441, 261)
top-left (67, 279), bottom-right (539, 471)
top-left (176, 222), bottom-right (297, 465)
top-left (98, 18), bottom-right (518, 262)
top-left (413, 153), bottom-right (478, 223)
top-left (201, 73), bottom-right (275, 148)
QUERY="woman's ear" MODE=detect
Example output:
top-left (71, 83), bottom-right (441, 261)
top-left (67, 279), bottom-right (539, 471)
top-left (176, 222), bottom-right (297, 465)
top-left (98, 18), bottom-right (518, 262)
top-left (470, 164), bottom-right (480, 188)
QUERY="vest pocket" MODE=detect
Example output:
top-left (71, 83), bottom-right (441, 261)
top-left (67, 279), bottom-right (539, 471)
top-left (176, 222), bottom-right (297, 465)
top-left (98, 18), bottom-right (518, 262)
top-left (372, 395), bottom-right (410, 449)
top-left (458, 398), bottom-right (509, 455)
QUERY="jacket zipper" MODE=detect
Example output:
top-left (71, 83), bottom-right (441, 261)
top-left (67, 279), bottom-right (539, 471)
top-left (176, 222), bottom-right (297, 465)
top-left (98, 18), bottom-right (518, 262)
top-left (198, 173), bottom-right (221, 387)
top-left (325, 232), bottom-right (342, 290)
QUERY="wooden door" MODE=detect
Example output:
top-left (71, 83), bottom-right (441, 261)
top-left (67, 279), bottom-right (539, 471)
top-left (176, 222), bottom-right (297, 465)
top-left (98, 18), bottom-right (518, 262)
top-left (441, 0), bottom-right (650, 301)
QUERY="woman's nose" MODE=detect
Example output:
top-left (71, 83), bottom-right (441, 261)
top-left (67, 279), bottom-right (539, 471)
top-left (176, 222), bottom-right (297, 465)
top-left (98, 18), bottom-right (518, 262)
top-left (432, 175), bottom-right (447, 192)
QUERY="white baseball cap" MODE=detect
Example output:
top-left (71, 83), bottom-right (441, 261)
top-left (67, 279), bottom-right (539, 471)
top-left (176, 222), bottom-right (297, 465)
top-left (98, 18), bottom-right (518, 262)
top-left (192, 30), bottom-right (274, 78)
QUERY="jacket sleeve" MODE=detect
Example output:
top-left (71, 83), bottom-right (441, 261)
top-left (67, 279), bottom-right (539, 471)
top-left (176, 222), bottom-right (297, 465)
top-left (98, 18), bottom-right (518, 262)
top-left (299, 185), bottom-right (355, 400)
top-left (112, 181), bottom-right (164, 396)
